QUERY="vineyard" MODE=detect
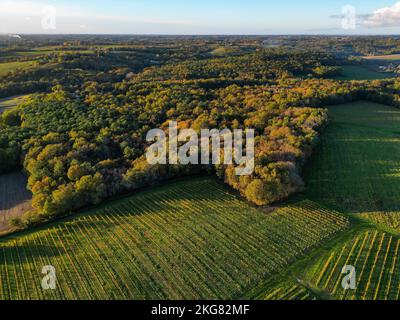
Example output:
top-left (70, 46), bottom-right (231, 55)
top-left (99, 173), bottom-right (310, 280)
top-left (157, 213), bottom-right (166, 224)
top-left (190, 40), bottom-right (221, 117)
top-left (262, 282), bottom-right (314, 301)
top-left (360, 212), bottom-right (400, 232)
top-left (0, 177), bottom-right (349, 300)
top-left (267, 101), bottom-right (400, 300)
top-left (0, 173), bottom-right (32, 234)
top-left (245, 101), bottom-right (400, 300)
top-left (306, 101), bottom-right (400, 214)
top-left (305, 231), bottom-right (400, 300)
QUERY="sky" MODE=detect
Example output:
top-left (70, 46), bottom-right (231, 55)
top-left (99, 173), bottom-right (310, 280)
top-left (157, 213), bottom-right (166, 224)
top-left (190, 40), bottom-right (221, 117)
top-left (1, 0), bottom-right (400, 35)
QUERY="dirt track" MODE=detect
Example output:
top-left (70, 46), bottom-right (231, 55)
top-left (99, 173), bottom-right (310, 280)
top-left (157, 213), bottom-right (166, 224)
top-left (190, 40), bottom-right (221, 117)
top-left (0, 172), bottom-right (32, 233)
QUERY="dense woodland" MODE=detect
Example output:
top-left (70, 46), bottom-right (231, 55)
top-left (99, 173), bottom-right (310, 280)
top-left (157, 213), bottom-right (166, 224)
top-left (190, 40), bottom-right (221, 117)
top-left (1, 35), bottom-right (400, 227)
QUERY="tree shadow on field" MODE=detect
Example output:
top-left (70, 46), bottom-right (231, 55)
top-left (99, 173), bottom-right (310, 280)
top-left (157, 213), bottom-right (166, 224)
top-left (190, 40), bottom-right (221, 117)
top-left (91, 177), bottom-right (239, 220)
top-left (0, 240), bottom-right (64, 264)
top-left (304, 119), bottom-right (400, 216)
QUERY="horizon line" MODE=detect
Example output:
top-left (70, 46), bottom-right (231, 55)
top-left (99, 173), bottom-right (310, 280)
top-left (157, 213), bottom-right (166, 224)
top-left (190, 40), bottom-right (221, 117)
top-left (2, 33), bottom-right (400, 37)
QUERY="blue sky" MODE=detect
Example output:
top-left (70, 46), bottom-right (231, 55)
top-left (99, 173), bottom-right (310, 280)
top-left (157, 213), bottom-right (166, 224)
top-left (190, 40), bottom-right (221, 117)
top-left (1, 0), bottom-right (400, 34)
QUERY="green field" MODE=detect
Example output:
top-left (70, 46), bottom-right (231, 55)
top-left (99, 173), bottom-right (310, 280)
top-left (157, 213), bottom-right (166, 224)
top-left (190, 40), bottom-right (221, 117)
top-left (335, 66), bottom-right (393, 80)
top-left (306, 101), bottom-right (400, 213)
top-left (300, 101), bottom-right (400, 300)
top-left (0, 177), bottom-right (349, 300)
top-left (0, 49), bottom-right (95, 63)
top-left (0, 61), bottom-right (37, 77)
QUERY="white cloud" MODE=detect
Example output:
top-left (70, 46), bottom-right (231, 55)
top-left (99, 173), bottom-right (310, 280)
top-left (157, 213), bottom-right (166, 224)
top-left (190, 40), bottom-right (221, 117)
top-left (364, 2), bottom-right (400, 27)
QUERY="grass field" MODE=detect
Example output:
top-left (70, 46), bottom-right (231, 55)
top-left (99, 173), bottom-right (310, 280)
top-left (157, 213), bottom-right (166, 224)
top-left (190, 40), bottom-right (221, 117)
top-left (0, 51), bottom-right (55, 60)
top-left (335, 66), bottom-right (393, 80)
top-left (0, 173), bottom-right (32, 234)
top-left (0, 61), bottom-right (37, 77)
top-left (305, 101), bottom-right (400, 213)
top-left (0, 95), bottom-right (29, 114)
top-left (0, 49), bottom-right (95, 63)
top-left (0, 177), bottom-right (349, 300)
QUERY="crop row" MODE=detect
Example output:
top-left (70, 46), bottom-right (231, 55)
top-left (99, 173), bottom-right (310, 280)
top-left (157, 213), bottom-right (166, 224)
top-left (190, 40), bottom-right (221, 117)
top-left (0, 178), bottom-right (349, 300)
top-left (310, 231), bottom-right (400, 300)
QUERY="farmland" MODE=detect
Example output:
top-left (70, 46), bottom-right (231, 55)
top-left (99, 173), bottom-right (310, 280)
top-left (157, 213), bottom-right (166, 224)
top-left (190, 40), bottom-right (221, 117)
top-left (0, 61), bottom-right (37, 77)
top-left (360, 212), bottom-right (400, 232)
top-left (303, 101), bottom-right (400, 300)
top-left (305, 101), bottom-right (400, 213)
top-left (334, 66), bottom-right (393, 80)
top-left (261, 281), bottom-right (315, 300)
top-left (0, 177), bottom-right (349, 300)
top-left (0, 48), bottom-right (97, 63)
top-left (0, 172), bottom-right (32, 234)
top-left (305, 231), bottom-right (400, 300)
top-left (250, 100), bottom-right (400, 300)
